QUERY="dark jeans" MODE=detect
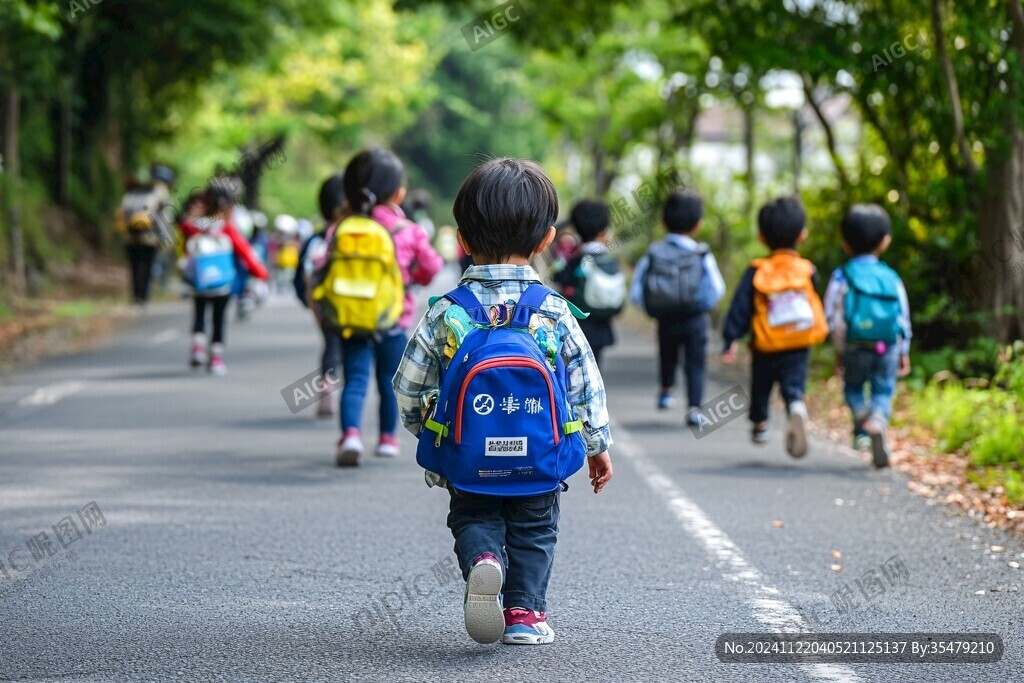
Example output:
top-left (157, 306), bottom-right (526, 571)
top-left (321, 327), bottom-right (342, 380)
top-left (579, 317), bottom-right (615, 369)
top-left (447, 488), bottom-right (560, 613)
top-left (750, 348), bottom-right (809, 424)
top-left (339, 330), bottom-right (407, 435)
top-left (657, 312), bottom-right (710, 408)
top-left (192, 295), bottom-right (231, 345)
top-left (843, 345), bottom-right (900, 429)
top-left (125, 244), bottom-right (157, 304)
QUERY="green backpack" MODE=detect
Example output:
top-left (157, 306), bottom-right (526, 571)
top-left (842, 260), bottom-right (904, 345)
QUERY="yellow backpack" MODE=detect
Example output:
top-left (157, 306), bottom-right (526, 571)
top-left (312, 215), bottom-right (405, 337)
top-left (751, 251), bottom-right (828, 353)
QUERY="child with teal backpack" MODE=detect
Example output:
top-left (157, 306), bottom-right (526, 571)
top-left (824, 204), bottom-right (912, 468)
top-left (393, 158), bottom-right (613, 646)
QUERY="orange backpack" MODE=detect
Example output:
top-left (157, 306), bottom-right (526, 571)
top-left (750, 251), bottom-right (828, 353)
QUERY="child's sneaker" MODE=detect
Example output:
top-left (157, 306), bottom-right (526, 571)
top-left (864, 415), bottom-right (890, 468)
top-left (189, 333), bottom-right (207, 369)
top-left (502, 607), bottom-right (555, 645)
top-left (786, 401), bottom-right (808, 458)
top-left (464, 553), bottom-right (504, 644)
top-left (316, 389), bottom-right (334, 418)
top-left (853, 434), bottom-right (872, 451)
top-left (657, 393), bottom-right (675, 410)
top-left (751, 425), bottom-right (770, 445)
top-left (686, 407), bottom-right (704, 427)
top-left (335, 428), bottom-right (363, 467)
top-left (376, 433), bottom-right (400, 458)
top-left (208, 344), bottom-right (227, 376)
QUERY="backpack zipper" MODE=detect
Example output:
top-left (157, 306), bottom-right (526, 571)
top-left (454, 357), bottom-right (559, 445)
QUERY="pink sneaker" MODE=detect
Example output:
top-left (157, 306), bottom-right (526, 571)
top-left (502, 607), bottom-right (555, 645)
top-left (336, 428), bottom-right (362, 467)
top-left (376, 433), bottom-right (400, 458)
top-left (189, 344), bottom-right (207, 368)
top-left (464, 552), bottom-right (504, 644)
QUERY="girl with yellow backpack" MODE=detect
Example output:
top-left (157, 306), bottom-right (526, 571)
top-left (312, 148), bottom-right (443, 466)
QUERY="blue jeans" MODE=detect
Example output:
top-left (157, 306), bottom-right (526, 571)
top-left (658, 312), bottom-right (710, 408)
top-left (843, 345), bottom-right (900, 430)
top-left (339, 330), bottom-right (407, 435)
top-left (447, 488), bottom-right (560, 613)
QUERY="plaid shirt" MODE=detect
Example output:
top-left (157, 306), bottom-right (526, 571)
top-left (392, 264), bottom-right (612, 458)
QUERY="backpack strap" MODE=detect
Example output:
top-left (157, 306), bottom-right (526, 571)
top-left (511, 284), bottom-right (552, 330)
top-left (443, 285), bottom-right (490, 326)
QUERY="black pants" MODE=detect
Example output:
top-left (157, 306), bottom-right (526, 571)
top-left (749, 348), bottom-right (809, 424)
top-left (657, 312), bottom-right (709, 408)
top-left (192, 295), bottom-right (231, 345)
top-left (125, 244), bottom-right (157, 304)
top-left (578, 317), bottom-right (615, 369)
top-left (321, 326), bottom-right (342, 379)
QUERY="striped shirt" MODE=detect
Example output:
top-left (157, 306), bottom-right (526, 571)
top-left (392, 264), bottom-right (612, 458)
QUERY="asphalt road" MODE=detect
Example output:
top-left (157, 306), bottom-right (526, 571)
top-left (1, 271), bottom-right (1021, 682)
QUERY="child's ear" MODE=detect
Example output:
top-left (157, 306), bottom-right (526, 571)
top-left (390, 186), bottom-right (407, 206)
top-left (456, 229), bottom-right (472, 256)
top-left (533, 226), bottom-right (557, 256)
top-left (757, 233), bottom-right (767, 246)
top-left (796, 228), bottom-right (809, 245)
top-left (842, 240), bottom-right (852, 254)
top-left (877, 234), bottom-right (892, 254)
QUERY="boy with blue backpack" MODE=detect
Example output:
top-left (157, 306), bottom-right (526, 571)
top-left (393, 158), bottom-right (613, 646)
top-left (824, 204), bottom-right (912, 468)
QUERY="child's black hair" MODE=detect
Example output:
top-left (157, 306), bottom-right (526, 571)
top-left (343, 148), bottom-right (406, 215)
top-left (758, 196), bottom-right (807, 250)
top-left (318, 173), bottom-right (346, 222)
top-left (570, 199), bottom-right (610, 243)
top-left (841, 204), bottom-right (892, 255)
top-left (663, 190), bottom-right (704, 234)
top-left (452, 158), bottom-right (558, 263)
top-left (204, 183), bottom-right (236, 216)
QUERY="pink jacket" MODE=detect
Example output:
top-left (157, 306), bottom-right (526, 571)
top-left (372, 204), bottom-right (444, 330)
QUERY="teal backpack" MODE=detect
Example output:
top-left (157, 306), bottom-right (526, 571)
top-left (841, 260), bottom-right (904, 345)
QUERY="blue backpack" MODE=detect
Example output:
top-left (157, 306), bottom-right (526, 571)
top-left (842, 260), bottom-right (904, 345)
top-left (416, 284), bottom-right (587, 497)
top-left (185, 232), bottom-right (237, 296)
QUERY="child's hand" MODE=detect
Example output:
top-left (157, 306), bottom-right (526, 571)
top-left (721, 342), bottom-right (738, 365)
top-left (588, 452), bottom-right (613, 494)
top-left (898, 354), bottom-right (911, 378)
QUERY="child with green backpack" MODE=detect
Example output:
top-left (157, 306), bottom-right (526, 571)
top-left (824, 204), bottom-right (912, 468)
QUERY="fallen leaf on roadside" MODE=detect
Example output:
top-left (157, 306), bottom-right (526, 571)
top-left (830, 564), bottom-right (843, 572)
top-left (772, 520), bottom-right (784, 528)
top-left (991, 545), bottom-right (1004, 553)
top-left (832, 550), bottom-right (842, 559)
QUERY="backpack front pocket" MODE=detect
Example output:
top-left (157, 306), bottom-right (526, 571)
top-left (454, 357), bottom-right (559, 446)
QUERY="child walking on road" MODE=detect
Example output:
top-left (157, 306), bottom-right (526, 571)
top-left (824, 204), bottom-right (912, 468)
top-left (393, 158), bottom-right (613, 646)
top-left (180, 184), bottom-right (268, 375)
top-left (552, 199), bottom-right (627, 368)
top-left (317, 148), bottom-right (443, 466)
top-left (631, 190), bottom-right (726, 425)
top-left (721, 197), bottom-right (828, 457)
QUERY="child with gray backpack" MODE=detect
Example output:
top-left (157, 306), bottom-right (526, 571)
top-left (631, 190), bottom-right (726, 425)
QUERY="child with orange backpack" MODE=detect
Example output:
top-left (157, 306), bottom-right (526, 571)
top-left (721, 197), bottom-right (828, 457)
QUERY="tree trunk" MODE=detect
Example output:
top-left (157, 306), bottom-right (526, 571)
top-left (743, 103), bottom-right (756, 225)
top-left (802, 75), bottom-right (851, 194)
top-left (931, 0), bottom-right (979, 180)
top-left (3, 87), bottom-right (26, 295)
top-left (977, 130), bottom-right (1024, 342)
top-left (53, 87), bottom-right (72, 207)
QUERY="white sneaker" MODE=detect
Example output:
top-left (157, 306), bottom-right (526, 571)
top-left (375, 435), bottom-right (400, 458)
top-left (864, 414), bottom-right (890, 468)
top-left (786, 400), bottom-right (808, 458)
top-left (335, 430), bottom-right (363, 467)
top-left (464, 553), bottom-right (505, 644)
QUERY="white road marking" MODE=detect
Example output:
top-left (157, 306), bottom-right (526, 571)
top-left (613, 426), bottom-right (863, 683)
top-left (149, 328), bottom-right (179, 346)
top-left (19, 380), bottom-right (86, 407)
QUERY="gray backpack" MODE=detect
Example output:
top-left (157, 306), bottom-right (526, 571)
top-left (641, 240), bottom-right (709, 316)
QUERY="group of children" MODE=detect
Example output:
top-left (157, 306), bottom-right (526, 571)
top-left (550, 189), bottom-right (911, 469)
top-left (175, 148), bottom-right (912, 648)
